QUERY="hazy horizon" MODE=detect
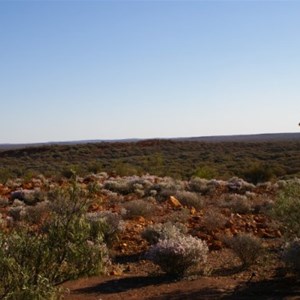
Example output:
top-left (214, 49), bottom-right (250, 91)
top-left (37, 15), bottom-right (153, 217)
top-left (1, 1), bottom-right (300, 143)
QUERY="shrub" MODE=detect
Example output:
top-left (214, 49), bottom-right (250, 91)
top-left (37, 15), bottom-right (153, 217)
top-left (22, 201), bottom-right (50, 225)
top-left (189, 178), bottom-right (210, 194)
top-left (86, 210), bottom-right (124, 247)
top-left (272, 180), bottom-right (300, 237)
top-left (165, 207), bottom-right (191, 224)
top-left (224, 233), bottom-right (263, 268)
top-left (104, 179), bottom-right (133, 195)
top-left (283, 238), bottom-right (300, 273)
top-left (146, 235), bottom-right (208, 277)
top-left (175, 191), bottom-right (204, 210)
top-left (142, 222), bottom-right (187, 245)
top-left (121, 199), bottom-right (156, 219)
top-left (0, 181), bottom-right (109, 299)
top-left (203, 209), bottom-right (227, 231)
top-left (0, 197), bottom-right (9, 208)
top-left (193, 165), bottom-right (218, 180)
top-left (242, 163), bottom-right (274, 184)
top-left (221, 194), bottom-right (252, 214)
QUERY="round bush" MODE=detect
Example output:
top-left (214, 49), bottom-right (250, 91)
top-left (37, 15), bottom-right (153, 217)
top-left (146, 235), bottom-right (208, 277)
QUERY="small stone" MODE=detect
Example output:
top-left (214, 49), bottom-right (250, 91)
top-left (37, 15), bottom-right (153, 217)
top-left (169, 196), bottom-right (182, 208)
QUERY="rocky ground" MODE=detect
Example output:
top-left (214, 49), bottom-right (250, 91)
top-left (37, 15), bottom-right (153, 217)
top-left (0, 174), bottom-right (299, 299)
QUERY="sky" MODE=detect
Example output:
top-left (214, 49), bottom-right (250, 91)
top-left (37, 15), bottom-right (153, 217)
top-left (0, 0), bottom-right (300, 143)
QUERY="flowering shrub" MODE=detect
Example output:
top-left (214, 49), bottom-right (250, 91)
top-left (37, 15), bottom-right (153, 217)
top-left (146, 235), bottom-right (208, 277)
top-left (142, 222), bottom-right (187, 245)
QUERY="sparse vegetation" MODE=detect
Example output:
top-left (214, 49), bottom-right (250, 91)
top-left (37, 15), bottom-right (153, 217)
top-left (0, 181), bottom-right (109, 299)
top-left (0, 141), bottom-right (299, 298)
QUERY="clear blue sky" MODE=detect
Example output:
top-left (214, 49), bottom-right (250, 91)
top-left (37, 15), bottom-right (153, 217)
top-left (1, 0), bottom-right (299, 143)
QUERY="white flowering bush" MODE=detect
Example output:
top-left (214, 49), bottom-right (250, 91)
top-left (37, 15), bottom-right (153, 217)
top-left (146, 235), bottom-right (208, 277)
top-left (142, 222), bottom-right (187, 245)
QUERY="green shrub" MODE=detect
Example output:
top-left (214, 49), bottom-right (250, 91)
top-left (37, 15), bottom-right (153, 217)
top-left (242, 163), bottom-right (274, 184)
top-left (0, 181), bottom-right (109, 299)
top-left (272, 180), bottom-right (300, 237)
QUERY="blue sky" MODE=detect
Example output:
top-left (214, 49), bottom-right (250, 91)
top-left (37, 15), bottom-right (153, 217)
top-left (0, 0), bottom-right (299, 143)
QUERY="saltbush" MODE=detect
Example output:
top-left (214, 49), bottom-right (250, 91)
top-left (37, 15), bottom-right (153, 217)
top-left (142, 222), bottom-right (187, 245)
top-left (225, 233), bottom-right (263, 268)
top-left (86, 210), bottom-right (124, 247)
top-left (146, 235), bottom-right (208, 277)
top-left (175, 191), bottom-right (204, 210)
top-left (121, 199), bottom-right (156, 219)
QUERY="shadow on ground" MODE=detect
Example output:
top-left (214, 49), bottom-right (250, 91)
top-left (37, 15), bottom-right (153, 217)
top-left (73, 275), bottom-right (175, 295)
top-left (146, 276), bottom-right (300, 300)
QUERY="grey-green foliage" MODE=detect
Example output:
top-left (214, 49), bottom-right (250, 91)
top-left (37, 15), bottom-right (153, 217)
top-left (0, 181), bottom-right (109, 299)
top-left (272, 180), bottom-right (300, 237)
top-left (146, 234), bottom-right (208, 277)
top-left (121, 199), bottom-right (156, 219)
top-left (142, 222), bottom-right (187, 245)
top-left (224, 233), bottom-right (263, 268)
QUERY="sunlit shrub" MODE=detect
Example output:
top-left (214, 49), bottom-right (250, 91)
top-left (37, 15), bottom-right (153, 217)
top-left (272, 180), bottom-right (300, 237)
top-left (0, 181), bottom-right (109, 299)
top-left (142, 222), bottom-right (187, 245)
top-left (146, 235), bottom-right (208, 277)
top-left (86, 210), bottom-right (124, 247)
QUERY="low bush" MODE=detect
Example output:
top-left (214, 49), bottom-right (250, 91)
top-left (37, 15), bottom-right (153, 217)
top-left (175, 191), bottom-right (204, 210)
top-left (224, 233), bottom-right (263, 268)
top-left (121, 199), bottom-right (156, 219)
top-left (86, 210), bottom-right (124, 247)
top-left (203, 209), bottom-right (227, 231)
top-left (142, 222), bottom-right (187, 245)
top-left (221, 194), bottom-right (252, 214)
top-left (146, 234), bottom-right (208, 277)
